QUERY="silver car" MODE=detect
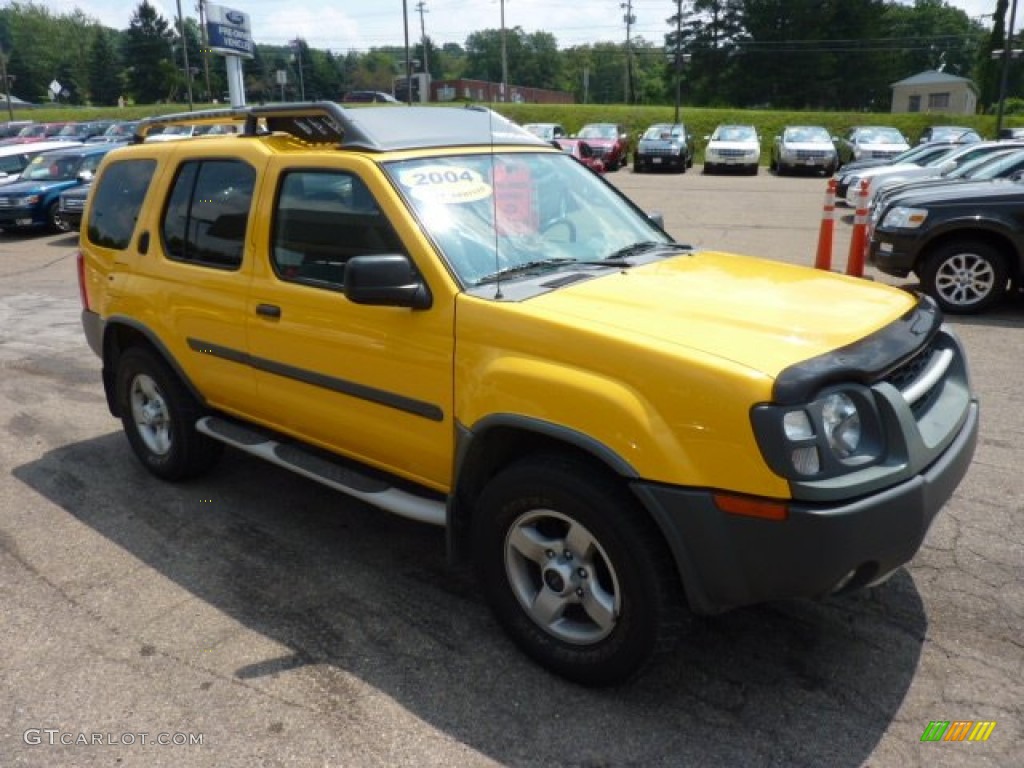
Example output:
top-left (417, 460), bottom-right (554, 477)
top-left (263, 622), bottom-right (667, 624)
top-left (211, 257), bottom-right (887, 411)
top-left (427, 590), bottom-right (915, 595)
top-left (770, 125), bottom-right (838, 176)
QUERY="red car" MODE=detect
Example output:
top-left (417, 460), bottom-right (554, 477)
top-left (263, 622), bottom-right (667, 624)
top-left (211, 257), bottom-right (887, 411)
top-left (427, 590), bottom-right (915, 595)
top-left (574, 122), bottom-right (630, 169)
top-left (552, 138), bottom-right (606, 174)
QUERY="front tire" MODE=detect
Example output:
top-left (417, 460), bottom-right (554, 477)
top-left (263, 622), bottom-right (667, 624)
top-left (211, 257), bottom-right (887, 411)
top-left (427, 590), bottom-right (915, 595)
top-left (920, 240), bottom-right (1008, 314)
top-left (115, 347), bottom-right (223, 480)
top-left (48, 201), bottom-right (70, 233)
top-left (473, 454), bottom-right (685, 686)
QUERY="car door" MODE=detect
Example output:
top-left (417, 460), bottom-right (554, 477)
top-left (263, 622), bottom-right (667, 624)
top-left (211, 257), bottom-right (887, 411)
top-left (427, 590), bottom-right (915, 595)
top-left (244, 160), bottom-right (456, 491)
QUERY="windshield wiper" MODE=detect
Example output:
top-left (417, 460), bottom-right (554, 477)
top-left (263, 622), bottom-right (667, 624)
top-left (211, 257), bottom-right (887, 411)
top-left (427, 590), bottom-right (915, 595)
top-left (605, 241), bottom-right (693, 260)
top-left (475, 258), bottom-right (577, 285)
top-left (475, 256), bottom-right (634, 285)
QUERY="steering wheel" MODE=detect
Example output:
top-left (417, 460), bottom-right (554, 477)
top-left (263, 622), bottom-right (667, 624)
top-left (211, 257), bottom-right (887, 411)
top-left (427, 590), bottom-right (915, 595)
top-left (540, 216), bottom-right (577, 243)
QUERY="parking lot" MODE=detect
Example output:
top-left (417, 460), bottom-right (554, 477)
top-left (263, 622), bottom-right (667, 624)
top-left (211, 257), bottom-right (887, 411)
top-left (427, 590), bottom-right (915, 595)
top-left (0, 168), bottom-right (1021, 768)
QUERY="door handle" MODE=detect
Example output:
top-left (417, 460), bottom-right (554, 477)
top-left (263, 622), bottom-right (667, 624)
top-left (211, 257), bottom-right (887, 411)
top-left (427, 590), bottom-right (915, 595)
top-left (255, 303), bottom-right (281, 318)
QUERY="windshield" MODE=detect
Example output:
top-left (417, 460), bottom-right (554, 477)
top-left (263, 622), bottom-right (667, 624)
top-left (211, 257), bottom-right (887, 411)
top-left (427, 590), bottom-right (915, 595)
top-left (385, 152), bottom-right (671, 287)
top-left (21, 153), bottom-right (82, 181)
top-left (784, 126), bottom-right (830, 143)
top-left (961, 149), bottom-right (1024, 179)
top-left (578, 124), bottom-right (618, 139)
top-left (643, 124), bottom-right (681, 139)
top-left (713, 125), bottom-right (756, 142)
top-left (857, 127), bottom-right (905, 144)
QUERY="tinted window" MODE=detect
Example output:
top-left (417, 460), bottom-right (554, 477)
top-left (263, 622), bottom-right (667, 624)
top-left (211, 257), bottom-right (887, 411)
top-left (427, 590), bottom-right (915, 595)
top-left (271, 170), bottom-right (403, 290)
top-left (87, 158), bottom-right (157, 250)
top-left (162, 159), bottom-right (255, 269)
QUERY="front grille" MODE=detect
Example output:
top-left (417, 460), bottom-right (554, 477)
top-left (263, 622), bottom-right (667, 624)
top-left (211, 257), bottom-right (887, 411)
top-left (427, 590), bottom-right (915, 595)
top-left (717, 149), bottom-right (748, 158)
top-left (0, 198), bottom-right (12, 208)
top-left (882, 338), bottom-right (944, 416)
top-left (643, 146), bottom-right (676, 156)
top-left (796, 150), bottom-right (828, 160)
top-left (868, 150), bottom-right (900, 160)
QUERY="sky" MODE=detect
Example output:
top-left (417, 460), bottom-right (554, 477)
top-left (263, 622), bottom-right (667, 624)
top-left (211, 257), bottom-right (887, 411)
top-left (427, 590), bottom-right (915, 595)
top-left (40, 0), bottom-right (1004, 53)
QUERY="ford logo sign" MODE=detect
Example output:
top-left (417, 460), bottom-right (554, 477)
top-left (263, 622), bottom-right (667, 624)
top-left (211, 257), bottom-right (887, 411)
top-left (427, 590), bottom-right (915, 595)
top-left (225, 10), bottom-right (245, 24)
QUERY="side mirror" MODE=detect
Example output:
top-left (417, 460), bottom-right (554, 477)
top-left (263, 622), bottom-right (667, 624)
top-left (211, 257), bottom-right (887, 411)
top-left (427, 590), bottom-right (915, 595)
top-left (344, 253), bottom-right (432, 309)
top-left (647, 211), bottom-right (665, 228)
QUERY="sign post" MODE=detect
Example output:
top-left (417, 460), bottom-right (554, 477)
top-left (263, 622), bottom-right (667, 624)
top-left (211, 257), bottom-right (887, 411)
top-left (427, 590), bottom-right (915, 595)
top-left (205, 4), bottom-right (254, 107)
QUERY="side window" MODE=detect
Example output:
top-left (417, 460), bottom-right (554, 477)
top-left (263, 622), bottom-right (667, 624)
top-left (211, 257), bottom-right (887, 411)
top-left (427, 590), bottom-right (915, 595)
top-left (271, 170), bottom-right (403, 290)
top-left (162, 159), bottom-right (255, 269)
top-left (86, 158), bottom-right (157, 250)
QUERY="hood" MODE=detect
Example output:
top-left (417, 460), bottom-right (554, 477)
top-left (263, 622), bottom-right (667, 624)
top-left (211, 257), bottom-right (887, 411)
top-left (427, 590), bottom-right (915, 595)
top-left (709, 139), bottom-right (759, 150)
top-left (884, 178), bottom-right (1024, 208)
top-left (529, 250), bottom-right (916, 379)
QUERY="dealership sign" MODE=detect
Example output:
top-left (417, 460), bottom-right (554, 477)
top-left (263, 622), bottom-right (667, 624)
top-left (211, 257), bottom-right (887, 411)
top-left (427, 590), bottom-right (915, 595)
top-left (206, 4), bottom-right (254, 59)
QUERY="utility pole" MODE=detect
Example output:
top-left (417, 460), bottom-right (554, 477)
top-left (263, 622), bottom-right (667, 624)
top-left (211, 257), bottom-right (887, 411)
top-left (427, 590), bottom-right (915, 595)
top-left (291, 39), bottom-right (305, 100)
top-left (500, 0), bottom-right (508, 102)
top-left (674, 0), bottom-right (682, 122)
top-left (415, 1), bottom-right (429, 80)
top-left (0, 43), bottom-right (12, 121)
top-left (197, 0), bottom-right (212, 103)
top-left (175, 0), bottom-right (194, 110)
top-left (996, 0), bottom-right (1020, 137)
top-left (402, 0), bottom-right (412, 105)
top-left (621, 0), bottom-right (635, 104)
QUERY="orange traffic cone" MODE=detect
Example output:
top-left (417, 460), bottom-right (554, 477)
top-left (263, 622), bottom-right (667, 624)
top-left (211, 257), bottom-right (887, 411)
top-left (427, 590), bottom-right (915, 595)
top-left (814, 178), bottom-right (837, 271)
top-left (846, 179), bottom-right (869, 278)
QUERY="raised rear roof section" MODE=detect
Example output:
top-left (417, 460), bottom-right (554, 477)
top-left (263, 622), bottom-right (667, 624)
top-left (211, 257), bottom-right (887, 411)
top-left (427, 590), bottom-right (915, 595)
top-left (134, 101), bottom-right (549, 153)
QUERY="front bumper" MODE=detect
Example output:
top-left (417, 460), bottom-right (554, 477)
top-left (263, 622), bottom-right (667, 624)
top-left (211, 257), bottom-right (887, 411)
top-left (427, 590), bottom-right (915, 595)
top-left (632, 400), bottom-right (978, 615)
top-left (867, 231), bottom-right (920, 277)
top-left (0, 207), bottom-right (43, 228)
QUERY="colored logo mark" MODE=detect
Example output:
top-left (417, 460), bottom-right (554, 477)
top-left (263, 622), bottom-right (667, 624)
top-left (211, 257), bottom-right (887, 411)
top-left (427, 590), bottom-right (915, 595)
top-left (920, 720), bottom-right (996, 742)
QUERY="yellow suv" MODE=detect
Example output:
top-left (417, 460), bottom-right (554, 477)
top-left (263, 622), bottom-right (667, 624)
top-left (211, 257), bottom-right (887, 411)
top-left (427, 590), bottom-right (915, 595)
top-left (77, 103), bottom-right (979, 686)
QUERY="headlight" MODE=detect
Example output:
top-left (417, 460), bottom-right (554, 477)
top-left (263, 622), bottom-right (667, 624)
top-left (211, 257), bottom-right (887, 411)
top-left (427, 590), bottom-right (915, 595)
top-left (881, 206), bottom-right (928, 229)
top-left (751, 385), bottom-right (883, 480)
top-left (14, 195), bottom-right (40, 206)
top-left (821, 393), bottom-right (861, 458)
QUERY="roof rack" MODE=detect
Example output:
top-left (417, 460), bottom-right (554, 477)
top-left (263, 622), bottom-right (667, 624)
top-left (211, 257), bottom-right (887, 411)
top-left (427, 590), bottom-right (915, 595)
top-left (133, 101), bottom-right (547, 153)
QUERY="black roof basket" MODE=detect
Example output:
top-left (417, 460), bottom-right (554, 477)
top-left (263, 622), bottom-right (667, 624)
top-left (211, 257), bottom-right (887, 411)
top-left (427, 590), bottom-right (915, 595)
top-left (133, 101), bottom-right (548, 153)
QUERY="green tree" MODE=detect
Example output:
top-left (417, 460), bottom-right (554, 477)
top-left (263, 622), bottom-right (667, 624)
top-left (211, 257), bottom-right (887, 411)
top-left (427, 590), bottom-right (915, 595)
top-left (88, 28), bottom-right (122, 105)
top-left (123, 1), bottom-right (174, 103)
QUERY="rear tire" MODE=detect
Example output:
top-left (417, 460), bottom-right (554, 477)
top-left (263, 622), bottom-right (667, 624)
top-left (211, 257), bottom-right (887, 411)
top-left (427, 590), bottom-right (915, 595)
top-left (473, 454), bottom-right (686, 686)
top-left (920, 240), bottom-right (1008, 314)
top-left (115, 347), bottom-right (223, 481)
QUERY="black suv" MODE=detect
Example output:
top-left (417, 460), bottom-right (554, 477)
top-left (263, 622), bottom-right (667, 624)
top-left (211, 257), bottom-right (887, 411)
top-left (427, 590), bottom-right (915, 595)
top-left (868, 178), bottom-right (1024, 313)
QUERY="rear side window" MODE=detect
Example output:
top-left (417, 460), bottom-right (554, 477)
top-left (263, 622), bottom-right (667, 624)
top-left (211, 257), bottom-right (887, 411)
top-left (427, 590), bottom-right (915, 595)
top-left (162, 159), bottom-right (255, 270)
top-left (86, 158), bottom-right (157, 250)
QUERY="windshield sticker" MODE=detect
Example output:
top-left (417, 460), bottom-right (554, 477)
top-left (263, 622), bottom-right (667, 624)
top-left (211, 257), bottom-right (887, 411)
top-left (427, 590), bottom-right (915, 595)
top-left (494, 162), bottom-right (537, 235)
top-left (398, 165), bottom-right (491, 204)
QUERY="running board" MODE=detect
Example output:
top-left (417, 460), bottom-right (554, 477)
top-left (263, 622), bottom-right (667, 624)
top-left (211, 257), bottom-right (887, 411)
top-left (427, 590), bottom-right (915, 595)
top-left (196, 416), bottom-right (446, 526)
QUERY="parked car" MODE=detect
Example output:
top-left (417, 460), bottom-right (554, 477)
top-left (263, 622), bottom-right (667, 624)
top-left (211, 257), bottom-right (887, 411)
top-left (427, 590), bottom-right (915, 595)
top-left (703, 124), bottom-right (761, 175)
top-left (633, 123), bottom-right (695, 173)
top-left (551, 138), bottom-right (605, 173)
top-left (918, 125), bottom-right (982, 144)
top-left (575, 122), bottom-right (630, 169)
top-left (0, 140), bottom-right (84, 186)
top-left (523, 123), bottom-right (567, 141)
top-left (770, 125), bottom-right (837, 176)
top-left (57, 182), bottom-right (91, 232)
top-left (87, 121), bottom-right (141, 144)
top-left (0, 122), bottom-right (74, 145)
top-left (77, 103), bottom-right (977, 686)
top-left (845, 140), bottom-right (1024, 207)
top-left (0, 120), bottom-right (33, 138)
top-left (871, 147), bottom-right (1024, 214)
top-left (834, 126), bottom-right (911, 167)
top-left (834, 141), bottom-right (965, 199)
top-left (0, 143), bottom-right (113, 232)
top-left (57, 120), bottom-right (117, 141)
top-left (869, 177), bottom-right (1024, 313)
